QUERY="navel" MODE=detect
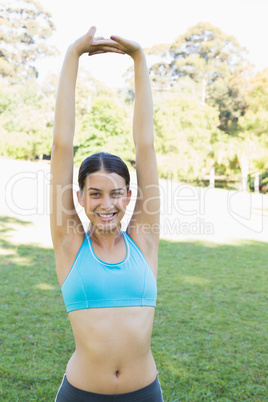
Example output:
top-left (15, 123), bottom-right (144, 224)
top-left (115, 370), bottom-right (120, 378)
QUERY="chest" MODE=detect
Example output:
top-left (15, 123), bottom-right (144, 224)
top-left (61, 235), bottom-right (157, 311)
top-left (92, 240), bottom-right (127, 264)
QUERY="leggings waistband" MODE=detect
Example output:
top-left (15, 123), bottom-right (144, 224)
top-left (55, 373), bottom-right (164, 401)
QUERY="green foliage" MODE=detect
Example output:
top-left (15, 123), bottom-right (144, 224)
top-left (146, 23), bottom-right (267, 182)
top-left (74, 96), bottom-right (135, 167)
top-left (148, 22), bottom-right (251, 133)
top-left (153, 86), bottom-right (221, 181)
top-left (238, 69), bottom-right (268, 171)
top-left (210, 132), bottom-right (240, 176)
top-left (0, 79), bottom-right (54, 159)
top-left (0, 0), bottom-right (57, 83)
top-left (0, 20), bottom-right (267, 188)
top-left (244, 68), bottom-right (268, 113)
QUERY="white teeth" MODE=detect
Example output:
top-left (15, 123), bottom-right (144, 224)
top-left (98, 213), bottom-right (114, 218)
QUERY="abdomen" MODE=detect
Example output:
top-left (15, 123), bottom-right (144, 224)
top-left (65, 306), bottom-right (157, 394)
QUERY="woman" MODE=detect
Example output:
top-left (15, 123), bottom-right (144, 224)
top-left (50, 26), bottom-right (163, 401)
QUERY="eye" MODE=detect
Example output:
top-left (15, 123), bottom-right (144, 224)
top-left (112, 192), bottom-right (123, 197)
top-left (90, 192), bottom-right (101, 197)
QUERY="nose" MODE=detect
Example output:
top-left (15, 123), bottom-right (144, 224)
top-left (100, 195), bottom-right (113, 210)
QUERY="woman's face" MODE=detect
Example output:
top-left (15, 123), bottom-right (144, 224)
top-left (77, 170), bottom-right (131, 232)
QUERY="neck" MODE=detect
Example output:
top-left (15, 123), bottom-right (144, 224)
top-left (88, 224), bottom-right (122, 247)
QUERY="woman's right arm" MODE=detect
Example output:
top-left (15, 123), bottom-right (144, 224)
top-left (50, 27), bottom-right (97, 248)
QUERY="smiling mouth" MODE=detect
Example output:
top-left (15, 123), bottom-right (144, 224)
top-left (96, 212), bottom-right (117, 221)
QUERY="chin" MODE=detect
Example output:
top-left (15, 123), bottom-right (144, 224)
top-left (94, 222), bottom-right (121, 233)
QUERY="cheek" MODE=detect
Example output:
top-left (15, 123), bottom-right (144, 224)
top-left (84, 198), bottom-right (97, 210)
top-left (117, 197), bottom-right (129, 211)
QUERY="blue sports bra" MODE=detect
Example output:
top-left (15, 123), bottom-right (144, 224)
top-left (61, 231), bottom-right (157, 312)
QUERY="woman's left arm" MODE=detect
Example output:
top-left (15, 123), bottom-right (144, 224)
top-left (91, 37), bottom-right (160, 249)
top-left (129, 48), bottom-right (160, 241)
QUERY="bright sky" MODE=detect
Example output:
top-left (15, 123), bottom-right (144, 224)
top-left (37, 0), bottom-right (268, 88)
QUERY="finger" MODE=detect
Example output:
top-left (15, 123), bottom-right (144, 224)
top-left (91, 39), bottom-right (118, 46)
top-left (102, 46), bottom-right (125, 53)
top-left (88, 47), bottom-right (125, 56)
top-left (90, 39), bottom-right (125, 51)
top-left (87, 26), bottom-right (97, 37)
top-left (110, 35), bottom-right (125, 44)
top-left (109, 35), bottom-right (132, 50)
top-left (88, 50), bottom-right (107, 56)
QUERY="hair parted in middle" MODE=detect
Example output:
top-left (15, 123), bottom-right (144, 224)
top-left (78, 152), bottom-right (130, 192)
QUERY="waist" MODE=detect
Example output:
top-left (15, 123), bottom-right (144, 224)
top-left (66, 349), bottom-right (157, 394)
top-left (66, 307), bottom-right (156, 393)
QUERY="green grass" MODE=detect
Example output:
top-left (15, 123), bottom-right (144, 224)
top-left (1, 216), bottom-right (267, 401)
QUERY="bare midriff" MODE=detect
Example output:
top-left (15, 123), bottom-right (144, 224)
top-left (65, 306), bottom-right (157, 395)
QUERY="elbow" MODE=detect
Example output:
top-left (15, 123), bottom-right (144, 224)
top-left (51, 141), bottom-right (73, 154)
top-left (52, 130), bottom-right (73, 149)
top-left (134, 129), bottom-right (155, 147)
top-left (135, 139), bottom-right (155, 153)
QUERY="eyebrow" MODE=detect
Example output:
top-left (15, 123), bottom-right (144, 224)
top-left (87, 187), bottom-right (101, 191)
top-left (87, 187), bottom-right (125, 191)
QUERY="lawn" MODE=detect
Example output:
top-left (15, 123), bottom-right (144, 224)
top-left (1, 215), bottom-right (267, 401)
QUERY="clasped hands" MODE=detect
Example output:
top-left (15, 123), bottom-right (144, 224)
top-left (73, 26), bottom-right (143, 60)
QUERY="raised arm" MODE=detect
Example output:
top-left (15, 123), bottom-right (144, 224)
top-left (50, 27), bottom-right (97, 247)
top-left (129, 43), bottom-right (160, 236)
top-left (90, 37), bottom-right (160, 263)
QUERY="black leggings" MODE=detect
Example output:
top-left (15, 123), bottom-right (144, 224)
top-left (55, 374), bottom-right (164, 402)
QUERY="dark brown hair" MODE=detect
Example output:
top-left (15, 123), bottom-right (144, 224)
top-left (78, 152), bottom-right (130, 192)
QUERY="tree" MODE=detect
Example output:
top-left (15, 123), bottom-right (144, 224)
top-left (0, 0), bottom-right (57, 82)
top-left (74, 97), bottom-right (135, 167)
top-left (0, 79), bottom-right (54, 159)
top-left (237, 69), bottom-right (268, 172)
top-left (153, 85), bottom-right (221, 182)
top-left (147, 23), bottom-right (252, 133)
